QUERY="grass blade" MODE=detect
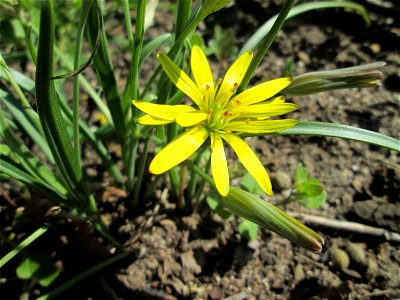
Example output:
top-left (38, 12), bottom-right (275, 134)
top-left (0, 226), bottom-right (49, 269)
top-left (36, 0), bottom-right (95, 212)
top-left (240, 1), bottom-right (370, 54)
top-left (277, 121), bottom-right (400, 151)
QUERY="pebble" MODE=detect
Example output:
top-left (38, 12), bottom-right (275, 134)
top-left (329, 247), bottom-right (350, 270)
top-left (345, 242), bottom-right (367, 266)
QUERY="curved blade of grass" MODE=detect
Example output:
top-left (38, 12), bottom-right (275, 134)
top-left (139, 33), bottom-right (171, 67)
top-left (0, 226), bottom-right (49, 269)
top-left (36, 250), bottom-right (133, 300)
top-left (56, 91), bottom-right (123, 185)
top-left (0, 112), bottom-right (68, 195)
top-left (277, 121), bottom-right (399, 151)
top-left (237, 0), bottom-right (295, 93)
top-left (2, 66), bottom-right (122, 184)
top-left (240, 1), bottom-right (370, 54)
top-left (1, 90), bottom-right (53, 162)
top-left (0, 158), bottom-right (68, 202)
top-left (86, 0), bottom-right (126, 143)
top-left (36, 0), bottom-right (95, 212)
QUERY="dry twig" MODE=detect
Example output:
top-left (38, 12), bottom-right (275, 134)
top-left (289, 212), bottom-right (400, 242)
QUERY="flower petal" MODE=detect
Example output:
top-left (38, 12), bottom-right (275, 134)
top-left (191, 45), bottom-right (214, 94)
top-left (221, 133), bottom-right (272, 195)
top-left (231, 100), bottom-right (298, 119)
top-left (149, 125), bottom-right (209, 174)
top-left (210, 132), bottom-right (229, 196)
top-left (157, 52), bottom-right (204, 108)
top-left (132, 100), bottom-right (194, 121)
top-left (216, 51), bottom-right (253, 103)
top-left (225, 119), bottom-right (298, 133)
top-left (229, 78), bottom-right (292, 107)
top-left (138, 114), bottom-right (172, 125)
top-left (175, 111), bottom-right (208, 127)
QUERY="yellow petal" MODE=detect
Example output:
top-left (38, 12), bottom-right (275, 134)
top-left (132, 100), bottom-right (194, 121)
top-left (138, 114), bottom-right (172, 125)
top-left (175, 111), bottom-right (208, 127)
top-left (221, 133), bottom-right (272, 195)
top-left (225, 119), bottom-right (298, 133)
top-left (229, 78), bottom-right (292, 107)
top-left (215, 51), bottom-right (253, 103)
top-left (157, 52), bottom-right (204, 109)
top-left (149, 125), bottom-right (209, 174)
top-left (210, 132), bottom-right (229, 196)
top-left (191, 45), bottom-right (214, 94)
top-left (231, 102), bottom-right (298, 119)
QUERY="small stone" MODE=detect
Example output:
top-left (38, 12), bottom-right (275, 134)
top-left (272, 171), bottom-right (292, 191)
top-left (294, 264), bottom-right (305, 282)
top-left (345, 242), bottom-right (367, 266)
top-left (369, 43), bottom-right (381, 53)
top-left (329, 247), bottom-right (350, 270)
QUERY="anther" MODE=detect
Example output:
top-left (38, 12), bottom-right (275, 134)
top-left (225, 129), bottom-right (232, 133)
top-left (224, 111), bottom-right (229, 116)
top-left (235, 100), bottom-right (241, 105)
top-left (205, 84), bottom-right (210, 90)
top-left (245, 119), bottom-right (250, 124)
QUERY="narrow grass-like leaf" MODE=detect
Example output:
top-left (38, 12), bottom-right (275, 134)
top-left (237, 0), bottom-right (295, 93)
top-left (0, 158), bottom-right (68, 202)
top-left (71, 0), bottom-right (95, 164)
top-left (0, 112), bottom-right (68, 195)
top-left (125, 0), bottom-right (147, 190)
top-left (86, 0), bottom-right (126, 143)
top-left (240, 1), bottom-right (370, 54)
top-left (277, 121), bottom-right (399, 151)
top-left (36, 0), bottom-right (94, 212)
top-left (1, 91), bottom-right (54, 162)
top-left (0, 226), bottom-right (49, 269)
top-left (36, 250), bottom-right (133, 300)
top-left (139, 34), bottom-right (171, 67)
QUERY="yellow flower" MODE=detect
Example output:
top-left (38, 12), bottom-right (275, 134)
top-left (132, 46), bottom-right (298, 196)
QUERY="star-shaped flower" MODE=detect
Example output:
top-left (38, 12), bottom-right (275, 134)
top-left (132, 46), bottom-right (298, 196)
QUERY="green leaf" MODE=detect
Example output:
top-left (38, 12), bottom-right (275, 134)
top-left (240, 1), bottom-right (370, 54)
top-left (238, 219), bottom-right (259, 241)
top-left (278, 121), bottom-right (400, 152)
top-left (16, 257), bottom-right (41, 280)
top-left (241, 173), bottom-right (265, 195)
top-left (295, 163), bottom-right (308, 188)
top-left (206, 190), bottom-right (232, 220)
top-left (293, 164), bottom-right (327, 208)
top-left (16, 255), bottom-right (60, 287)
top-left (297, 190), bottom-right (327, 208)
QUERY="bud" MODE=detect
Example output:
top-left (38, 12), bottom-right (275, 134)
top-left (283, 62), bottom-right (385, 96)
top-left (224, 187), bottom-right (324, 253)
top-left (199, 0), bottom-right (233, 18)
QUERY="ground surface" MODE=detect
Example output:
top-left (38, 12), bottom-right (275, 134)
top-left (1, 0), bottom-right (399, 299)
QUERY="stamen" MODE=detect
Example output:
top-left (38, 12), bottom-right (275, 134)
top-left (223, 111), bottom-right (229, 117)
top-left (235, 100), bottom-right (241, 105)
top-left (225, 129), bottom-right (232, 134)
top-left (205, 84), bottom-right (210, 90)
top-left (245, 119), bottom-right (250, 124)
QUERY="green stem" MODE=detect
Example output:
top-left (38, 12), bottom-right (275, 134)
top-left (132, 138), bottom-right (149, 207)
top-left (237, 0), bottom-right (296, 93)
top-left (36, 250), bottom-right (133, 300)
top-left (72, 0), bottom-right (94, 165)
top-left (0, 226), bottom-right (49, 269)
top-left (126, 0), bottom-right (146, 190)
